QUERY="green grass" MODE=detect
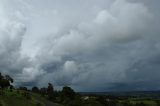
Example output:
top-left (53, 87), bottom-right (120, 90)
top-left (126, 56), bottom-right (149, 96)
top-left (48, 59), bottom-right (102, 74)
top-left (118, 98), bottom-right (159, 106)
top-left (0, 90), bottom-right (44, 106)
top-left (1, 89), bottom-right (160, 106)
top-left (31, 92), bottom-right (64, 106)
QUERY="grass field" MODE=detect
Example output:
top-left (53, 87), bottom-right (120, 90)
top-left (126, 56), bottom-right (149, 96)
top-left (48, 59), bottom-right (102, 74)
top-left (114, 97), bottom-right (160, 106)
top-left (0, 90), bottom-right (44, 106)
top-left (1, 89), bottom-right (160, 106)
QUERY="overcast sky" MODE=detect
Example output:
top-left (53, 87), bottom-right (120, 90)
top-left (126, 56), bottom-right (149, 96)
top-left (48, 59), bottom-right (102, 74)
top-left (0, 0), bottom-right (160, 92)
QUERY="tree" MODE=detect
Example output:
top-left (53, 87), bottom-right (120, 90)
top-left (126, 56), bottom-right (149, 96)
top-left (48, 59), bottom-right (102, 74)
top-left (10, 85), bottom-right (14, 91)
top-left (0, 73), bottom-right (3, 80)
top-left (0, 73), bottom-right (13, 89)
top-left (19, 87), bottom-right (28, 91)
top-left (32, 86), bottom-right (39, 93)
top-left (40, 87), bottom-right (47, 96)
top-left (0, 78), bottom-right (10, 89)
top-left (5, 75), bottom-right (13, 83)
top-left (47, 83), bottom-right (54, 100)
top-left (62, 86), bottom-right (75, 99)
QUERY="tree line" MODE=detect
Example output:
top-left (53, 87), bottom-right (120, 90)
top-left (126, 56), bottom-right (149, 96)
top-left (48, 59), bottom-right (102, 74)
top-left (31, 83), bottom-right (76, 101)
top-left (0, 72), bottom-right (77, 105)
top-left (0, 72), bottom-right (154, 106)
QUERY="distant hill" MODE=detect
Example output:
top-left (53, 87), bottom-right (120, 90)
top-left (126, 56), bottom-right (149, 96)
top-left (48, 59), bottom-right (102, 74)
top-left (79, 91), bottom-right (160, 97)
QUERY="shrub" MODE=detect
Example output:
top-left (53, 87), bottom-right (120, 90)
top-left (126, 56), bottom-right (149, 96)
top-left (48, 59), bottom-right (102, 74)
top-left (36, 102), bottom-right (42, 106)
top-left (21, 91), bottom-right (31, 100)
top-left (0, 101), bottom-right (3, 106)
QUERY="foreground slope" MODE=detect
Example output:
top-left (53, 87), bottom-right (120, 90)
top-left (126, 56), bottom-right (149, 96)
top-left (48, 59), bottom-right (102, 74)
top-left (0, 90), bottom-right (62, 106)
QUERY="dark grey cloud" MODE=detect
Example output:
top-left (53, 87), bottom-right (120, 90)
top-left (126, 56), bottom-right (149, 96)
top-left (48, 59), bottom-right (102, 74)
top-left (0, 0), bottom-right (160, 91)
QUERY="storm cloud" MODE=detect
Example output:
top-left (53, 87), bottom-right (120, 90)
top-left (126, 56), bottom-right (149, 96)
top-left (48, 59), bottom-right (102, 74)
top-left (0, 0), bottom-right (160, 91)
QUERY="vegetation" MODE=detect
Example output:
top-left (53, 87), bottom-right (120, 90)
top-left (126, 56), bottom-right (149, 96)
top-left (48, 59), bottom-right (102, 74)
top-left (1, 72), bottom-right (160, 106)
top-left (0, 89), bottom-right (44, 106)
top-left (0, 73), bottom-right (13, 89)
top-left (0, 73), bottom-right (44, 106)
top-left (31, 84), bottom-right (160, 106)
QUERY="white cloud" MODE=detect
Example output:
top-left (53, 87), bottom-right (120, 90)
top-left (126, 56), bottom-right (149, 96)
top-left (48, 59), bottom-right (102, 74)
top-left (64, 61), bottom-right (78, 73)
top-left (0, 0), bottom-right (159, 91)
top-left (21, 66), bottom-right (45, 82)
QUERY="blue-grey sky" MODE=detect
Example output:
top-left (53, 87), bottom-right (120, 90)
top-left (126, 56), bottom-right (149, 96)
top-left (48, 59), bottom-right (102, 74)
top-left (0, 0), bottom-right (160, 91)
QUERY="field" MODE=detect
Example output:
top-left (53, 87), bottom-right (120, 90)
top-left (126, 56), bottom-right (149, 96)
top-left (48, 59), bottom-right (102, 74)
top-left (0, 90), bottom-right (44, 106)
top-left (79, 91), bottom-right (160, 106)
top-left (1, 89), bottom-right (160, 106)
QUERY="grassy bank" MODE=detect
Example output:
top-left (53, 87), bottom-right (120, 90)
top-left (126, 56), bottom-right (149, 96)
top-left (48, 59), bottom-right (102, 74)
top-left (0, 90), bottom-right (44, 106)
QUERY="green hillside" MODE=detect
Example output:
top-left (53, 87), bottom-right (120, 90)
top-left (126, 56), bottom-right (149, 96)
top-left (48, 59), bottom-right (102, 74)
top-left (0, 90), bottom-right (44, 106)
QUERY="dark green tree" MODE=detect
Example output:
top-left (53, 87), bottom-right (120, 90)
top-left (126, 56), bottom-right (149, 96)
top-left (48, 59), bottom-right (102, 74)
top-left (47, 83), bottom-right (54, 100)
top-left (5, 75), bottom-right (13, 83)
top-left (19, 87), bottom-right (28, 91)
top-left (62, 86), bottom-right (75, 99)
top-left (32, 86), bottom-right (39, 93)
top-left (0, 73), bottom-right (13, 89)
top-left (40, 87), bottom-right (47, 96)
top-left (0, 78), bottom-right (10, 89)
top-left (0, 73), bottom-right (3, 80)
